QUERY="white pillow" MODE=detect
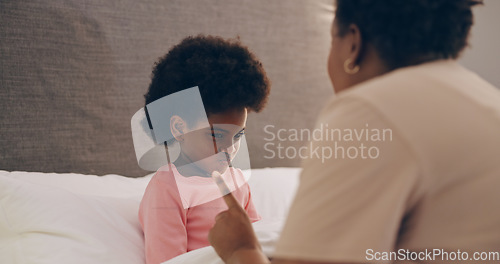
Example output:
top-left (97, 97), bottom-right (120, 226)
top-left (0, 167), bottom-right (301, 264)
top-left (0, 174), bottom-right (145, 264)
top-left (0, 168), bottom-right (301, 221)
top-left (0, 170), bottom-right (153, 198)
top-left (248, 167), bottom-right (301, 221)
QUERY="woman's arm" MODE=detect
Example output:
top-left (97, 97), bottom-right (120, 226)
top-left (208, 191), bottom-right (265, 263)
top-left (208, 193), bottom-right (353, 264)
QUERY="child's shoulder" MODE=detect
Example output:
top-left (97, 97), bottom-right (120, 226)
top-left (149, 165), bottom-right (177, 186)
top-left (142, 165), bottom-right (185, 205)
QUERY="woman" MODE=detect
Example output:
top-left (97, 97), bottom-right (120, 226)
top-left (209, 0), bottom-right (500, 263)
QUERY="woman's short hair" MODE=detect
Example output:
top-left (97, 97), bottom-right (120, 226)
top-left (334, 0), bottom-right (483, 69)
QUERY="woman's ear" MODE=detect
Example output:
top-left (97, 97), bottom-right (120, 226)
top-left (347, 23), bottom-right (363, 67)
top-left (170, 115), bottom-right (186, 142)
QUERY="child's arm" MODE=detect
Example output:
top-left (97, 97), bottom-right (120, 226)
top-left (140, 176), bottom-right (188, 264)
top-left (243, 184), bottom-right (261, 222)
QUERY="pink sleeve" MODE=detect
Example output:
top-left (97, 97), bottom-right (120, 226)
top-left (139, 175), bottom-right (189, 264)
top-left (244, 184), bottom-right (261, 222)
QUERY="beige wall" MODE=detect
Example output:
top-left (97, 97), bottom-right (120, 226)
top-left (460, 0), bottom-right (500, 88)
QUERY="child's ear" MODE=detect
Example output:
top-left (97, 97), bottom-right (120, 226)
top-left (170, 115), bottom-right (186, 142)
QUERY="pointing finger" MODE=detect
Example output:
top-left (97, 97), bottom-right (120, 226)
top-left (212, 171), bottom-right (241, 209)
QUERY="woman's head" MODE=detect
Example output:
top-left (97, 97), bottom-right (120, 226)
top-left (144, 35), bottom-right (270, 174)
top-left (328, 0), bottom-right (483, 92)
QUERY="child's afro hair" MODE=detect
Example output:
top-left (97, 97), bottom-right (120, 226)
top-left (144, 35), bottom-right (271, 115)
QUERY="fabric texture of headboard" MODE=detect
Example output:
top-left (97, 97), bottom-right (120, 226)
top-left (0, 0), bottom-right (334, 177)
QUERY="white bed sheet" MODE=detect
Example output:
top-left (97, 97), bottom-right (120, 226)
top-left (0, 167), bottom-right (301, 264)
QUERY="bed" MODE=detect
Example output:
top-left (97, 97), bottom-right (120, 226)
top-left (0, 0), bottom-right (333, 263)
top-left (0, 167), bottom-right (301, 264)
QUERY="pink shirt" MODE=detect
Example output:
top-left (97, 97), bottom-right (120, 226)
top-left (138, 165), bottom-right (260, 264)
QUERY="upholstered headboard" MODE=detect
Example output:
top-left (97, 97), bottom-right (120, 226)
top-left (0, 0), bottom-right (334, 177)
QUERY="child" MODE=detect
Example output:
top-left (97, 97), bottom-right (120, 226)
top-left (138, 35), bottom-right (270, 264)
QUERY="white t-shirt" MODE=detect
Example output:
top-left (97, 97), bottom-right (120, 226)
top-left (273, 60), bottom-right (500, 263)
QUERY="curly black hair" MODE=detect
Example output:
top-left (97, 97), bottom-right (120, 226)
top-left (334, 0), bottom-right (483, 69)
top-left (144, 35), bottom-right (270, 122)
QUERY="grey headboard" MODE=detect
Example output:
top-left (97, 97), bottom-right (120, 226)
top-left (0, 0), bottom-right (334, 177)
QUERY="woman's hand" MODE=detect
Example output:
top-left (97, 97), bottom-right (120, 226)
top-left (208, 191), bottom-right (262, 262)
